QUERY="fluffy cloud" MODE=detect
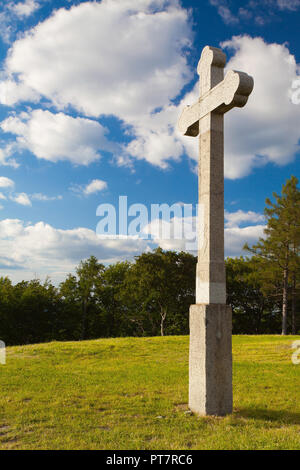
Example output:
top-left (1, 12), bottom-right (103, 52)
top-left (0, 218), bottom-right (149, 284)
top-left (70, 179), bottom-right (108, 197)
top-left (143, 209), bottom-right (265, 256)
top-left (0, 79), bottom-right (40, 106)
top-left (0, 176), bottom-right (15, 189)
top-left (0, 3), bottom-right (298, 178)
top-left (1, 0), bottom-right (192, 119)
top-left (83, 179), bottom-right (108, 196)
top-left (9, 0), bottom-right (40, 18)
top-left (0, 177), bottom-right (59, 206)
top-left (0, 0), bottom-right (192, 168)
top-left (123, 84), bottom-right (200, 168)
top-left (222, 36), bottom-right (300, 178)
top-left (1, 110), bottom-right (113, 165)
top-left (0, 145), bottom-right (19, 168)
top-left (0, 208), bottom-right (266, 283)
top-left (225, 224), bottom-right (266, 257)
top-left (125, 35), bottom-right (300, 176)
top-left (225, 209), bottom-right (265, 228)
top-left (10, 192), bottom-right (32, 206)
top-left (0, 1), bottom-right (40, 44)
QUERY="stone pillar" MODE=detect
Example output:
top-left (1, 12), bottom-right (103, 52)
top-left (177, 45), bottom-right (253, 417)
top-left (189, 305), bottom-right (232, 416)
top-left (189, 48), bottom-right (232, 416)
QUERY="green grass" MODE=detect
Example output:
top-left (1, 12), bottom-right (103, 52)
top-left (0, 335), bottom-right (300, 450)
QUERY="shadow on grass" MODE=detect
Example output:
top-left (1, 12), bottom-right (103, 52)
top-left (236, 408), bottom-right (300, 425)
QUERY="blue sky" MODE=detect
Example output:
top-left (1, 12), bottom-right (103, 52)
top-left (0, 0), bottom-right (299, 283)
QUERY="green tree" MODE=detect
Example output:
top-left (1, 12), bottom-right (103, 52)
top-left (75, 256), bottom-right (105, 340)
top-left (245, 176), bottom-right (300, 335)
top-left (10, 278), bottom-right (60, 345)
top-left (121, 248), bottom-right (196, 337)
top-left (96, 261), bottom-right (131, 337)
top-left (0, 277), bottom-right (15, 345)
top-left (59, 274), bottom-right (82, 340)
top-left (226, 257), bottom-right (280, 334)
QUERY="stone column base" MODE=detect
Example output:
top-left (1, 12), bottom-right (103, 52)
top-left (189, 304), bottom-right (232, 416)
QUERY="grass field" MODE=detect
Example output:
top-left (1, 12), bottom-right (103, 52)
top-left (0, 335), bottom-right (299, 450)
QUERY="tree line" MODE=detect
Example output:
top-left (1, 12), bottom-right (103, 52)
top-left (0, 176), bottom-right (299, 346)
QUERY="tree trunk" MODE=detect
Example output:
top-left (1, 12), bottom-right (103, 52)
top-left (292, 273), bottom-right (296, 335)
top-left (282, 266), bottom-right (289, 335)
top-left (160, 310), bottom-right (167, 337)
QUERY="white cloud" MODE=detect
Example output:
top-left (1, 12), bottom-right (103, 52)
top-left (1, 1), bottom-right (192, 118)
top-left (0, 79), bottom-right (40, 106)
top-left (1, 110), bottom-right (113, 165)
top-left (0, 0), bottom-right (192, 168)
top-left (123, 85), bottom-right (199, 168)
top-left (222, 35), bottom-right (300, 178)
top-left (71, 179), bottom-right (108, 196)
top-left (0, 208), bottom-right (266, 283)
top-left (0, 178), bottom-right (61, 206)
top-left (83, 179), bottom-right (108, 196)
top-left (0, 1), bottom-right (40, 44)
top-left (0, 144), bottom-right (20, 168)
top-left (0, 3), bottom-right (298, 178)
top-left (225, 209), bottom-right (265, 228)
top-left (11, 192), bottom-right (32, 206)
top-left (0, 218), bottom-right (149, 284)
top-left (31, 193), bottom-right (63, 201)
top-left (0, 176), bottom-right (15, 189)
top-left (143, 209), bottom-right (265, 256)
top-left (124, 36), bottom-right (300, 175)
top-left (9, 0), bottom-right (40, 18)
top-left (0, 11), bottom-right (12, 43)
top-left (225, 225), bottom-right (266, 257)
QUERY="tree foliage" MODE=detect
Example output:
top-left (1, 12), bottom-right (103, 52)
top-left (244, 176), bottom-right (300, 334)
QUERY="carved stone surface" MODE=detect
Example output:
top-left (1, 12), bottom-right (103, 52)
top-left (177, 45), bottom-right (253, 416)
top-left (189, 304), bottom-right (232, 416)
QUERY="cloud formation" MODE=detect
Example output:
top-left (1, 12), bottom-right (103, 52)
top-left (0, 0), bottom-right (40, 43)
top-left (1, 0), bottom-right (192, 118)
top-left (0, 176), bottom-right (61, 207)
top-left (0, 176), bottom-right (15, 189)
top-left (10, 192), bottom-right (32, 206)
top-left (223, 36), bottom-right (300, 178)
top-left (83, 179), bottom-right (108, 196)
top-left (9, 0), bottom-right (40, 18)
top-left (225, 209), bottom-right (265, 228)
top-left (0, 0), bottom-right (192, 168)
top-left (0, 208), bottom-right (265, 284)
top-left (0, 3), bottom-right (298, 179)
top-left (1, 110), bottom-right (113, 165)
top-left (143, 209), bottom-right (265, 256)
top-left (0, 218), bottom-right (149, 284)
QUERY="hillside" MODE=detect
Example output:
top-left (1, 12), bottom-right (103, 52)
top-left (0, 335), bottom-right (299, 450)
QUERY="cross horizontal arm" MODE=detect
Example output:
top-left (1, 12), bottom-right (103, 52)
top-left (178, 70), bottom-right (254, 137)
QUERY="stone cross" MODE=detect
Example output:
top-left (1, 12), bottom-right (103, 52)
top-left (178, 46), bottom-right (253, 416)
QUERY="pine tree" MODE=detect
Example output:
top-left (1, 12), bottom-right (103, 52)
top-left (245, 176), bottom-right (300, 335)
